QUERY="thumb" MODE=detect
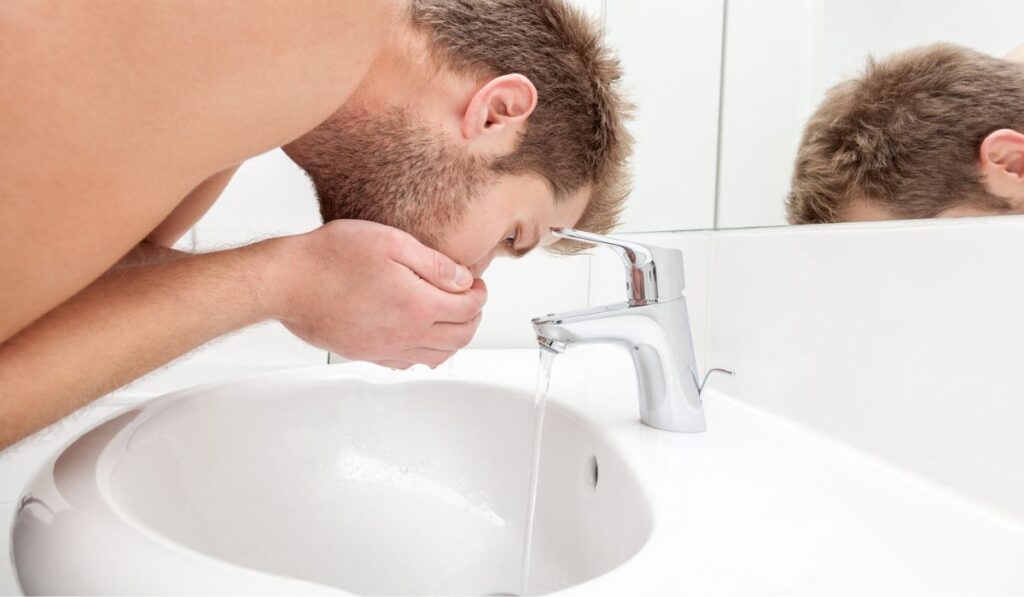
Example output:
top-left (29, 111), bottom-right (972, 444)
top-left (394, 236), bottom-right (474, 292)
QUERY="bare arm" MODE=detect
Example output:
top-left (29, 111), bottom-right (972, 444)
top-left (0, 221), bottom-right (486, 450)
top-left (0, 1), bottom-right (396, 343)
top-left (0, 241), bottom-right (273, 448)
top-left (146, 166), bottom-right (241, 248)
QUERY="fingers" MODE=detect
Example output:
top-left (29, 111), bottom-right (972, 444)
top-left (419, 312), bottom-right (483, 350)
top-left (397, 348), bottom-right (455, 369)
top-left (372, 349), bottom-right (453, 369)
top-left (374, 359), bottom-right (413, 370)
top-left (369, 311), bottom-right (481, 369)
top-left (392, 234), bottom-right (473, 292)
top-left (432, 278), bottom-right (487, 323)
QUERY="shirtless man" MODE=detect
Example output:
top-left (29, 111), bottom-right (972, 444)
top-left (0, 0), bottom-right (632, 448)
top-left (787, 43), bottom-right (1024, 224)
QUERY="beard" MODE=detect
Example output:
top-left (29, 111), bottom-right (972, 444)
top-left (290, 107), bottom-right (490, 249)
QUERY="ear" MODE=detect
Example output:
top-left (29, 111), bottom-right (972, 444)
top-left (979, 128), bottom-right (1024, 202)
top-left (460, 74), bottom-right (538, 154)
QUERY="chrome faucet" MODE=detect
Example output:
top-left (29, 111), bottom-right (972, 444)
top-left (532, 229), bottom-right (731, 433)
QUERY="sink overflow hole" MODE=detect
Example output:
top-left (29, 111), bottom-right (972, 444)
top-left (588, 455), bottom-right (599, 490)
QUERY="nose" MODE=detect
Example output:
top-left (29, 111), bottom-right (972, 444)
top-left (469, 250), bottom-right (500, 278)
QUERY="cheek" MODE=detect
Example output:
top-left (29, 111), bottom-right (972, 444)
top-left (436, 180), bottom-right (517, 266)
top-left (438, 211), bottom-right (504, 266)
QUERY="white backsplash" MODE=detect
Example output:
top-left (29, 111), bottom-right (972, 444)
top-left (468, 250), bottom-right (591, 349)
top-left (705, 215), bottom-right (1024, 524)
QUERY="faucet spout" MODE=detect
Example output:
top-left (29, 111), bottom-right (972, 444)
top-left (532, 228), bottom-right (731, 433)
top-left (533, 298), bottom-right (707, 433)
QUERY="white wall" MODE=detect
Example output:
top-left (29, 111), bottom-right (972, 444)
top-left (716, 0), bottom-right (1024, 229)
top-left (603, 0), bottom-right (725, 232)
top-left (705, 215), bottom-right (1024, 523)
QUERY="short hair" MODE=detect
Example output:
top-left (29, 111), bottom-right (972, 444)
top-left (787, 43), bottom-right (1024, 225)
top-left (409, 0), bottom-right (633, 252)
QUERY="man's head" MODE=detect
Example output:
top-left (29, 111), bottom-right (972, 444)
top-left (787, 43), bottom-right (1024, 225)
top-left (284, 0), bottom-right (631, 275)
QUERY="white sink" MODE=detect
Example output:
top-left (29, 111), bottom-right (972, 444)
top-left (16, 347), bottom-right (1024, 595)
top-left (12, 366), bottom-right (652, 595)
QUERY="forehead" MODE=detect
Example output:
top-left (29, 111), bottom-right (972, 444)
top-left (837, 197), bottom-right (896, 222)
top-left (482, 174), bottom-right (589, 216)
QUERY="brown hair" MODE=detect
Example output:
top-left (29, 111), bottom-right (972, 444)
top-left (787, 43), bottom-right (1024, 225)
top-left (409, 0), bottom-right (633, 252)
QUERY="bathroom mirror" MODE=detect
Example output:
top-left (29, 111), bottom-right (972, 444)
top-left (587, 0), bottom-right (1023, 232)
top-left (715, 0), bottom-right (1023, 229)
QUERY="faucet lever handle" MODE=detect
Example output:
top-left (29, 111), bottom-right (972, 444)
top-left (697, 368), bottom-right (735, 393)
top-left (551, 228), bottom-right (685, 304)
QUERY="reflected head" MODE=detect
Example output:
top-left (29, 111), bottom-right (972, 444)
top-left (788, 44), bottom-right (1024, 224)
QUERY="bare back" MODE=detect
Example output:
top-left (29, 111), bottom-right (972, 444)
top-left (0, 0), bottom-right (398, 341)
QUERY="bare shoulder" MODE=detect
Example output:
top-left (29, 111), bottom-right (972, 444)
top-left (0, 0), bottom-right (400, 342)
top-left (1, 0), bottom-right (400, 174)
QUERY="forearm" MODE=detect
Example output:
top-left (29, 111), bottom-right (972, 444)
top-left (0, 239), bottom-right (285, 449)
top-left (112, 240), bottom-right (193, 270)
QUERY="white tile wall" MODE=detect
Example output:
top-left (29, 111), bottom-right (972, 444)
top-left (604, 0), bottom-right (724, 232)
top-left (192, 149), bottom-right (322, 251)
top-left (705, 215), bottom-right (1024, 523)
top-left (469, 251), bottom-right (591, 349)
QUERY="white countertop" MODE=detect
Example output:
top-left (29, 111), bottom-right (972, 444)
top-left (447, 348), bottom-right (1024, 596)
top-left (5, 346), bottom-right (1024, 595)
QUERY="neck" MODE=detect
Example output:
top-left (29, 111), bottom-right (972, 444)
top-left (347, 24), bottom-right (482, 143)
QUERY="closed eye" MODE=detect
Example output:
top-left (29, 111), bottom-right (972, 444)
top-left (502, 227), bottom-right (522, 259)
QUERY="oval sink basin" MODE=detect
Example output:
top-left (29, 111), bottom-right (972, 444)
top-left (13, 366), bottom-right (652, 595)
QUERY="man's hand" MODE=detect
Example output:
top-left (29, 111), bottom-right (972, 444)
top-left (266, 220), bottom-right (487, 368)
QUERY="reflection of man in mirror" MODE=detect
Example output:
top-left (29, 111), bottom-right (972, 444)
top-left (787, 43), bottom-right (1024, 224)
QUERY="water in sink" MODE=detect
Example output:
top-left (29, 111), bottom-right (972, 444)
top-left (520, 349), bottom-right (556, 595)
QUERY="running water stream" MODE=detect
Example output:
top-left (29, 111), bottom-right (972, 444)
top-left (519, 348), bottom-right (556, 596)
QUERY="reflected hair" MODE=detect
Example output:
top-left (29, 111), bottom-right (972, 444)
top-left (787, 43), bottom-right (1024, 224)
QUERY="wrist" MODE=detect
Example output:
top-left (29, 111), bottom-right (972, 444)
top-left (242, 234), bottom-right (307, 324)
